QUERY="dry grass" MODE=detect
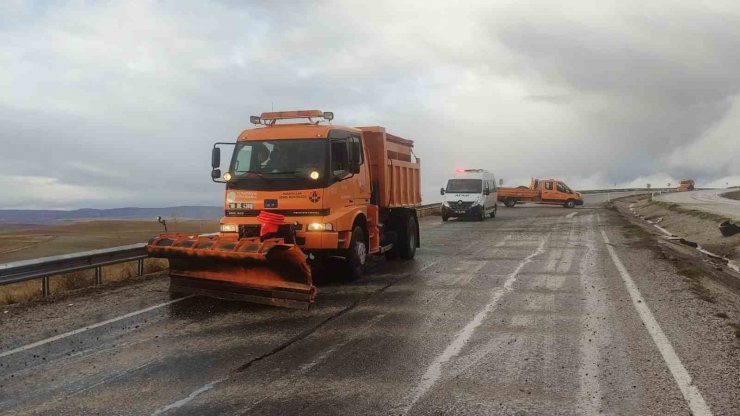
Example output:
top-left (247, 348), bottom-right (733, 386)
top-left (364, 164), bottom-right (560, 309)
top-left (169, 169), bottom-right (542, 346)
top-left (0, 219), bottom-right (213, 306)
top-left (650, 200), bottom-right (731, 223)
top-left (0, 258), bottom-right (169, 306)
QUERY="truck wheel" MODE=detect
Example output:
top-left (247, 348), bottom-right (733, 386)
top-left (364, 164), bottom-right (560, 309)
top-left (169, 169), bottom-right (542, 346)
top-left (398, 215), bottom-right (417, 260)
top-left (564, 199), bottom-right (575, 208)
top-left (343, 226), bottom-right (367, 281)
top-left (504, 199), bottom-right (515, 208)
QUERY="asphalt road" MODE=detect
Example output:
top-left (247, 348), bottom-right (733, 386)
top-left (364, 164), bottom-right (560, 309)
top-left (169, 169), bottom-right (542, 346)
top-left (1, 195), bottom-right (739, 415)
top-left (657, 189), bottom-right (740, 221)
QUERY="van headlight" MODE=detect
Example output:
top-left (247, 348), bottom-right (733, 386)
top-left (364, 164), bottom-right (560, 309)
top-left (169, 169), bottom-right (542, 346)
top-left (220, 224), bottom-right (238, 233)
top-left (471, 201), bottom-right (480, 207)
top-left (442, 201), bottom-right (450, 207)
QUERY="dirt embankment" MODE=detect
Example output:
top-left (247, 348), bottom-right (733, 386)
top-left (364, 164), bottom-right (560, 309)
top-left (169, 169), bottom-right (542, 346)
top-left (627, 195), bottom-right (740, 262)
top-left (722, 190), bottom-right (740, 201)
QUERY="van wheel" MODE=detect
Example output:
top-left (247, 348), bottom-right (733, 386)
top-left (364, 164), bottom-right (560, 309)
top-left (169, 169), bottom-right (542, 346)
top-left (489, 205), bottom-right (497, 218)
top-left (477, 207), bottom-right (486, 221)
top-left (342, 226), bottom-right (366, 281)
top-left (564, 199), bottom-right (575, 208)
top-left (442, 215), bottom-right (449, 222)
top-left (398, 215), bottom-right (417, 260)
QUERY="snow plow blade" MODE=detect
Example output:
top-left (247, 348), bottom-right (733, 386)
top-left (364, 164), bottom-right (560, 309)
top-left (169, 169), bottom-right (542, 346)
top-left (146, 234), bottom-right (315, 309)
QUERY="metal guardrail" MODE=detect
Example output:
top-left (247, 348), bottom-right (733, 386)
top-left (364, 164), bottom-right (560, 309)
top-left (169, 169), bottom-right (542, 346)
top-left (0, 244), bottom-right (147, 297)
top-left (1, 190), bottom-right (699, 297)
top-left (0, 205), bottom-right (443, 296)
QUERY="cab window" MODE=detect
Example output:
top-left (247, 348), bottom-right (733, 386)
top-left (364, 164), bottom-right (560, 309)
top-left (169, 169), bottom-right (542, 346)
top-left (556, 182), bottom-right (570, 193)
top-left (349, 136), bottom-right (363, 165)
top-left (545, 181), bottom-right (553, 190)
top-left (331, 139), bottom-right (349, 176)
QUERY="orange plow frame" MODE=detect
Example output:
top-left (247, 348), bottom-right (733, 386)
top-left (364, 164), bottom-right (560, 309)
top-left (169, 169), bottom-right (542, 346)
top-left (147, 233), bottom-right (315, 309)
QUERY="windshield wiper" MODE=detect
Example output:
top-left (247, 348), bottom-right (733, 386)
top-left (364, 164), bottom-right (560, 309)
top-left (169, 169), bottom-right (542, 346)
top-left (263, 171), bottom-right (297, 175)
top-left (236, 170), bottom-right (264, 177)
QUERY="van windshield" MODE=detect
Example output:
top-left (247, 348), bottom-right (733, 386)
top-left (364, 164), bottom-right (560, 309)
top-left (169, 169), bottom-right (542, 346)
top-left (446, 179), bottom-right (482, 193)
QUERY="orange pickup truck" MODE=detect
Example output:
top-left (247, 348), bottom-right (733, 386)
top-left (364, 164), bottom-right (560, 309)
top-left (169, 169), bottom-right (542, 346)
top-left (498, 178), bottom-right (583, 208)
top-left (677, 179), bottom-right (695, 192)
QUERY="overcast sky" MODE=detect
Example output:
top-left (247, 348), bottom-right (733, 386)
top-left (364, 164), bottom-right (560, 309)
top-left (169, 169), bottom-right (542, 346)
top-left (1, 0), bottom-right (739, 209)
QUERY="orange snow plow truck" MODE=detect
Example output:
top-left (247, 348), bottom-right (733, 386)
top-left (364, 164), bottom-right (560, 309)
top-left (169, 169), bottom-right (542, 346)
top-left (498, 178), bottom-right (583, 208)
top-left (147, 110), bottom-right (421, 309)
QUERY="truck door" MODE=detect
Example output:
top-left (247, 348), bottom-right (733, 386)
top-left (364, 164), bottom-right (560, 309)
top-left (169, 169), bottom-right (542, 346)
top-left (556, 181), bottom-right (572, 200)
top-left (541, 180), bottom-right (557, 204)
top-left (349, 135), bottom-right (370, 204)
top-left (328, 130), bottom-right (367, 208)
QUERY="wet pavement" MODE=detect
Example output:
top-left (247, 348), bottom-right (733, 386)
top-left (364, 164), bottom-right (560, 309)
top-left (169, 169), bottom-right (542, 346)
top-left (1, 196), bottom-right (739, 415)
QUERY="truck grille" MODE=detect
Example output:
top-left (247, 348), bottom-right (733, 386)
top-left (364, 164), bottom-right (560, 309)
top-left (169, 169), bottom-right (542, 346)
top-left (448, 201), bottom-right (473, 210)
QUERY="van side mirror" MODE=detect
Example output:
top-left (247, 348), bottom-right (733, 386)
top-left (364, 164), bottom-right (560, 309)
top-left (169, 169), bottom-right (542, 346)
top-left (211, 168), bottom-right (221, 179)
top-left (211, 147), bottom-right (221, 169)
top-left (484, 188), bottom-right (490, 196)
top-left (440, 188), bottom-right (445, 195)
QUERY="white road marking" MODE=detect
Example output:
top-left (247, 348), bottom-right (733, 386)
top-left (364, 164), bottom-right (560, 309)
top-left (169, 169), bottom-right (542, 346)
top-left (0, 295), bottom-right (195, 359)
top-left (151, 376), bottom-right (229, 416)
top-left (599, 228), bottom-right (712, 416)
top-left (398, 237), bottom-right (548, 414)
top-left (566, 212), bottom-right (578, 219)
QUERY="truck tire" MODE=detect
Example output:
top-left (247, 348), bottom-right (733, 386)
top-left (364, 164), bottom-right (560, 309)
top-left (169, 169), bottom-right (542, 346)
top-left (564, 199), bottom-right (575, 208)
top-left (398, 215), bottom-right (417, 260)
top-left (343, 226), bottom-right (367, 281)
top-left (504, 199), bottom-right (516, 208)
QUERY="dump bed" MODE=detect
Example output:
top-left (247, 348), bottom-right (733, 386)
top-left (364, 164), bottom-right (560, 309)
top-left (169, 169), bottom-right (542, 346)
top-left (359, 127), bottom-right (421, 209)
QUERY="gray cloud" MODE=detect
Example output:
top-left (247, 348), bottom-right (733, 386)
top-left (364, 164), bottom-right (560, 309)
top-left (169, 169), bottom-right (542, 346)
top-left (1, 0), bottom-right (739, 209)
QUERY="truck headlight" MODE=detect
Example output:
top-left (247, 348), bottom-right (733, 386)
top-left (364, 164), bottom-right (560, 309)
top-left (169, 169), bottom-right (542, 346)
top-left (220, 224), bottom-right (238, 233)
top-left (307, 223), bottom-right (333, 231)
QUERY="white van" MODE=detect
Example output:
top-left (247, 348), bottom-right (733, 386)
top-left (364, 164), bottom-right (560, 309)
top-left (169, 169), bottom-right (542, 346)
top-left (440, 169), bottom-right (498, 221)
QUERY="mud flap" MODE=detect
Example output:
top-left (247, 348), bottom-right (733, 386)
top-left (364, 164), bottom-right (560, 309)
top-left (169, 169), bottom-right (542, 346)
top-left (146, 234), bottom-right (315, 309)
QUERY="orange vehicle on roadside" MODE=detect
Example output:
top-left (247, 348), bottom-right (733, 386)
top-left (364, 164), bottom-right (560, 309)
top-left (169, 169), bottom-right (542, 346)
top-left (147, 110), bottom-right (421, 309)
top-left (498, 178), bottom-right (583, 208)
top-left (677, 179), bottom-right (695, 192)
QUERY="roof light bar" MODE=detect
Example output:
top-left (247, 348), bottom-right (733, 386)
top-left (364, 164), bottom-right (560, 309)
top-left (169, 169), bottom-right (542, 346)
top-left (249, 110), bottom-right (334, 126)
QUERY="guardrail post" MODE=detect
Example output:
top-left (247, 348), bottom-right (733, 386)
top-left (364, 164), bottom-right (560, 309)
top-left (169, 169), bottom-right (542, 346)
top-left (137, 259), bottom-right (144, 276)
top-left (95, 266), bottom-right (102, 285)
top-left (42, 276), bottom-right (50, 297)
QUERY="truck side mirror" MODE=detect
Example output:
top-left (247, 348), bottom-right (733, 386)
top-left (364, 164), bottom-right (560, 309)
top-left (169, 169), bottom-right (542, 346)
top-left (211, 168), bottom-right (221, 179)
top-left (440, 188), bottom-right (445, 195)
top-left (211, 147), bottom-right (221, 169)
top-left (350, 162), bottom-right (360, 174)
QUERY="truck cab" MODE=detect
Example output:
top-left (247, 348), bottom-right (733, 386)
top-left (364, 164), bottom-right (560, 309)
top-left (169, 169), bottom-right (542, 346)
top-left (498, 178), bottom-right (583, 208)
top-left (440, 169), bottom-right (498, 221)
top-left (213, 111), bottom-right (421, 276)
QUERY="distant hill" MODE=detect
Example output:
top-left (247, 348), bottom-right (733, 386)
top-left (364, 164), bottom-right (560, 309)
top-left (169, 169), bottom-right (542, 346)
top-left (0, 206), bottom-right (223, 224)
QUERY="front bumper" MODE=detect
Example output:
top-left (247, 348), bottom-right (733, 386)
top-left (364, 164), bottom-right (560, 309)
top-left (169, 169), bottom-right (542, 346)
top-left (575, 199), bottom-right (584, 206)
top-left (442, 204), bottom-right (483, 217)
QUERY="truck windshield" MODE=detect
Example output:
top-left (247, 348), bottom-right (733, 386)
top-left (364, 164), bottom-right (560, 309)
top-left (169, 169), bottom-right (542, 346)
top-left (446, 179), bottom-right (482, 193)
top-left (230, 139), bottom-right (326, 178)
